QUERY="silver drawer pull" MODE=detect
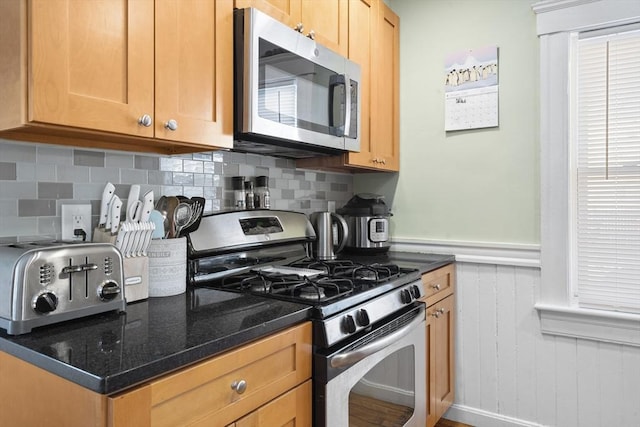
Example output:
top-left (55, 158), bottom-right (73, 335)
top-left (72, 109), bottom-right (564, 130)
top-left (431, 284), bottom-right (441, 290)
top-left (231, 379), bottom-right (247, 394)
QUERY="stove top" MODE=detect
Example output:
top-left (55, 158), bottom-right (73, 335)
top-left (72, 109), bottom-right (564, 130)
top-left (192, 256), bottom-right (420, 318)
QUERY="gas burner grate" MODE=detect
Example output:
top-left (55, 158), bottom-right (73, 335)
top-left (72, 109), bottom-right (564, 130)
top-left (219, 270), bottom-right (355, 303)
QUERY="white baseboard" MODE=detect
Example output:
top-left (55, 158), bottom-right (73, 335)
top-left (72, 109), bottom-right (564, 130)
top-left (445, 404), bottom-right (547, 427)
top-left (351, 378), bottom-right (414, 407)
top-left (390, 238), bottom-right (541, 268)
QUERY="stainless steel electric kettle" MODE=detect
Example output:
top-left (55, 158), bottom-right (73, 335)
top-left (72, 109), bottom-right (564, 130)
top-left (310, 211), bottom-right (349, 260)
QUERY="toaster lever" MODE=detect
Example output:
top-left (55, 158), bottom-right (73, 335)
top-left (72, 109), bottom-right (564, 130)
top-left (62, 263), bottom-right (98, 275)
top-left (62, 265), bottom-right (83, 274)
top-left (80, 263), bottom-right (98, 271)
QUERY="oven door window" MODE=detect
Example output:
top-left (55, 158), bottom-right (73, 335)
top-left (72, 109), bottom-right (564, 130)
top-left (258, 38), bottom-right (346, 137)
top-left (349, 346), bottom-right (415, 426)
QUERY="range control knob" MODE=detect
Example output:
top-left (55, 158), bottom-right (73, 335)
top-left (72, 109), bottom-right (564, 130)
top-left (356, 309), bottom-right (370, 327)
top-left (33, 292), bottom-right (58, 314)
top-left (410, 285), bottom-right (421, 299)
top-left (343, 314), bottom-right (357, 334)
top-left (400, 289), bottom-right (413, 304)
top-left (98, 281), bottom-right (121, 301)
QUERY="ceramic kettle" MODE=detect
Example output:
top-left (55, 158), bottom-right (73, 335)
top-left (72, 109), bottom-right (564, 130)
top-left (310, 211), bottom-right (349, 260)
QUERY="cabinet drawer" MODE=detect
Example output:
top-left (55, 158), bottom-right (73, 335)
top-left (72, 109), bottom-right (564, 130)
top-left (110, 322), bottom-right (312, 427)
top-left (420, 264), bottom-right (455, 306)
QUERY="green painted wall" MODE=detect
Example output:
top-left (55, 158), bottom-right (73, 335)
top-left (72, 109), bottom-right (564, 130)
top-left (355, 0), bottom-right (539, 245)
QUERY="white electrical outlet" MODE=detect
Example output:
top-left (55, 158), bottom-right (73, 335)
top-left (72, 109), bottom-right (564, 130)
top-left (61, 204), bottom-right (92, 242)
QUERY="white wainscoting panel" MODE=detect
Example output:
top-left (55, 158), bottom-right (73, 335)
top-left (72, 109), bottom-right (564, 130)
top-left (449, 261), bottom-right (640, 427)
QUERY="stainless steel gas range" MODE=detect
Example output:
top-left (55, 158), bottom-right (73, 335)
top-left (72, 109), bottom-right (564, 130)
top-left (187, 210), bottom-right (428, 426)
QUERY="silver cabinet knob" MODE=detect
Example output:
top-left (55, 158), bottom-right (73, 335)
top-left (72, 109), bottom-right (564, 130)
top-left (231, 379), bottom-right (247, 394)
top-left (437, 308), bottom-right (446, 314)
top-left (294, 23), bottom-right (304, 33)
top-left (431, 284), bottom-right (441, 291)
top-left (164, 119), bottom-right (178, 131)
top-left (307, 30), bottom-right (315, 40)
top-left (431, 311), bottom-right (441, 318)
top-left (138, 114), bottom-right (152, 127)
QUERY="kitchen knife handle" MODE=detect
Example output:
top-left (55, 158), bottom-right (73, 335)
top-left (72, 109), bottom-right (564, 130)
top-left (99, 182), bottom-right (116, 227)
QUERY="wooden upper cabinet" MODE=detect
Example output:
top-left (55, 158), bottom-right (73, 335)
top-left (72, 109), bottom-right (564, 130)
top-left (234, 0), bottom-right (301, 26)
top-left (300, 0), bottom-right (348, 56)
top-left (296, 0), bottom-right (400, 172)
top-left (371, 1), bottom-right (400, 171)
top-left (235, 0), bottom-right (348, 56)
top-left (342, 0), bottom-right (377, 168)
top-left (155, 0), bottom-right (234, 147)
top-left (29, 0), bottom-right (155, 137)
top-left (0, 0), bottom-right (233, 154)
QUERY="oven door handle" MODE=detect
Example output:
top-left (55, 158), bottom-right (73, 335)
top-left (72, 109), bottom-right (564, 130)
top-left (330, 305), bottom-right (425, 369)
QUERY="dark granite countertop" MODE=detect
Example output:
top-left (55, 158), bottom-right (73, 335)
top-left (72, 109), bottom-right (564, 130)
top-left (0, 289), bottom-right (311, 395)
top-left (340, 251), bottom-right (455, 274)
top-left (0, 252), bottom-right (453, 396)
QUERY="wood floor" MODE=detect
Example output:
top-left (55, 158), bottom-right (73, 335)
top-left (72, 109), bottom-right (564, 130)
top-left (435, 418), bottom-right (473, 427)
top-left (349, 392), bottom-right (473, 427)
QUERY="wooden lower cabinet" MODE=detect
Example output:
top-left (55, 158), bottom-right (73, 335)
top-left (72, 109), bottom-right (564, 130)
top-left (420, 265), bottom-right (455, 427)
top-left (109, 322), bottom-right (312, 427)
top-left (230, 380), bottom-right (311, 427)
top-left (0, 322), bottom-right (311, 427)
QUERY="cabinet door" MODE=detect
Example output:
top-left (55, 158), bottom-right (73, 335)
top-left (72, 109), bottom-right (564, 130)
top-left (300, 0), bottom-right (348, 56)
top-left (234, 0), bottom-right (302, 26)
top-left (371, 2), bottom-right (400, 170)
top-left (155, 0), bottom-right (233, 148)
top-left (234, 380), bottom-right (312, 427)
top-left (345, 0), bottom-right (378, 168)
top-left (29, 0), bottom-right (154, 137)
top-left (108, 322), bottom-right (312, 427)
top-left (428, 295), bottom-right (455, 424)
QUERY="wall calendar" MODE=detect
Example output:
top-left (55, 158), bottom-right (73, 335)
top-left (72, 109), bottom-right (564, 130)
top-left (444, 45), bottom-right (499, 131)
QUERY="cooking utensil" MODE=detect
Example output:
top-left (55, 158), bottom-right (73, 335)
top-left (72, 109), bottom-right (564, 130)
top-left (149, 210), bottom-right (165, 239)
top-left (179, 197), bottom-right (205, 237)
top-left (172, 202), bottom-right (192, 238)
top-left (98, 182), bottom-right (115, 229)
top-left (156, 196), bottom-right (179, 239)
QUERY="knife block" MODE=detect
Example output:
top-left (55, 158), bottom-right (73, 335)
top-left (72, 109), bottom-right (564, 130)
top-left (92, 227), bottom-right (149, 303)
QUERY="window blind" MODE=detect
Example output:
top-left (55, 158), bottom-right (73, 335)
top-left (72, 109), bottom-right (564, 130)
top-left (574, 30), bottom-right (640, 313)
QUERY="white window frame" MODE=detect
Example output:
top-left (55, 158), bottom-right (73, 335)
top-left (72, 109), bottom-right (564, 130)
top-left (534, 0), bottom-right (640, 346)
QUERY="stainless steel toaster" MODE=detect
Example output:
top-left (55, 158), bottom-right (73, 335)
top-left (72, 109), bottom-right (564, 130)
top-left (0, 241), bottom-right (126, 335)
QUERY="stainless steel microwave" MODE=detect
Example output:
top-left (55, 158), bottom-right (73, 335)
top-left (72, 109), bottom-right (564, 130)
top-left (233, 8), bottom-right (361, 158)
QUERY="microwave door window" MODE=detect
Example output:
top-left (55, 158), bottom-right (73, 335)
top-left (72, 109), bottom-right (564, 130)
top-left (258, 38), bottom-right (338, 137)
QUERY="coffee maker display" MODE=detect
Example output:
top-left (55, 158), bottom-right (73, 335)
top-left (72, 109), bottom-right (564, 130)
top-left (309, 211), bottom-right (349, 260)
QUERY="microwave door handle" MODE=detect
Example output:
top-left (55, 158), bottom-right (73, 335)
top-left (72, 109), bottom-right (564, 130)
top-left (343, 74), bottom-right (352, 138)
top-left (329, 305), bottom-right (425, 369)
top-left (329, 74), bottom-right (345, 136)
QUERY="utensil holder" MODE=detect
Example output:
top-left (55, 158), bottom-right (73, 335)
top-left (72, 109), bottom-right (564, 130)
top-left (92, 227), bottom-right (149, 303)
top-left (147, 237), bottom-right (187, 297)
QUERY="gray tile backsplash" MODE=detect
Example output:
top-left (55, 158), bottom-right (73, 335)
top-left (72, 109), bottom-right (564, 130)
top-left (0, 139), bottom-right (354, 242)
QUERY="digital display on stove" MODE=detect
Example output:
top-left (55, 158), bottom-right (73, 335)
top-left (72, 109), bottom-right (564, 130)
top-left (239, 216), bottom-right (284, 235)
